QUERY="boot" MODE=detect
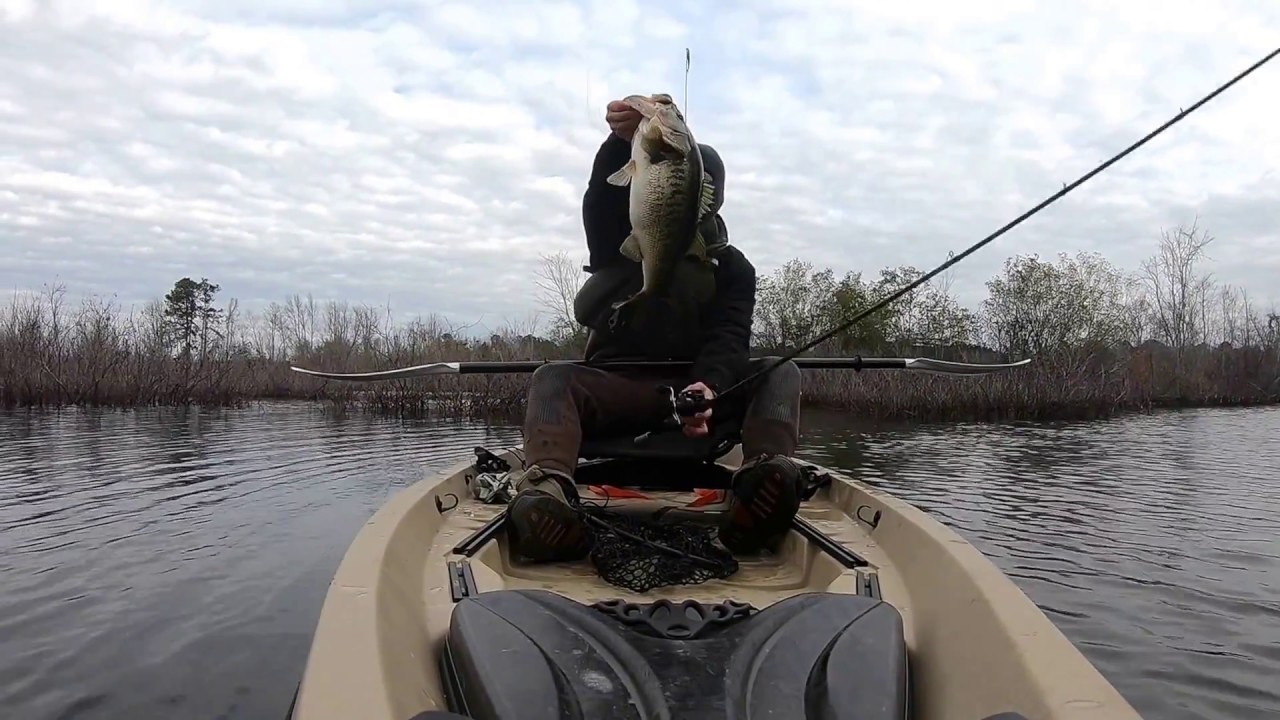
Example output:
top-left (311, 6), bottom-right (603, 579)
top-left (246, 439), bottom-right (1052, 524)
top-left (505, 466), bottom-right (590, 562)
top-left (718, 454), bottom-right (805, 554)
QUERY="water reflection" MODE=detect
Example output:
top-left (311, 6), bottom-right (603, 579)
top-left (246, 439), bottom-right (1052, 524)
top-left (1, 403), bottom-right (1277, 719)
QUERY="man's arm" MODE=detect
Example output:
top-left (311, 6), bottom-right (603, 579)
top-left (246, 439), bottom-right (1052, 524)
top-left (582, 133), bottom-right (633, 271)
top-left (691, 247), bottom-right (757, 394)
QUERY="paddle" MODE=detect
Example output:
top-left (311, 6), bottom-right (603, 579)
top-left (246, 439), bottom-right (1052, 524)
top-left (289, 356), bottom-right (1032, 382)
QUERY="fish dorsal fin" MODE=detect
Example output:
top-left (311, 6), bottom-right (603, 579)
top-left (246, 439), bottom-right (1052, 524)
top-left (683, 172), bottom-right (717, 263)
top-left (698, 171), bottom-right (716, 217)
top-left (686, 229), bottom-right (709, 262)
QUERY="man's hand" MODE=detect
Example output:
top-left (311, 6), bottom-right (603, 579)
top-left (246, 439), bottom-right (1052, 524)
top-left (606, 100), bottom-right (642, 142)
top-left (680, 382), bottom-right (715, 438)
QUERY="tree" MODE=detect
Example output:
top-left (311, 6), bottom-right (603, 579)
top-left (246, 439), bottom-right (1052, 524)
top-left (751, 261), bottom-right (975, 353)
top-left (872, 265), bottom-right (976, 348)
top-left (979, 252), bottom-right (1137, 356)
top-left (534, 251), bottom-right (588, 348)
top-left (827, 271), bottom-right (886, 351)
top-left (163, 277), bottom-right (222, 361)
top-left (1139, 220), bottom-right (1215, 350)
top-left (752, 260), bottom-right (842, 350)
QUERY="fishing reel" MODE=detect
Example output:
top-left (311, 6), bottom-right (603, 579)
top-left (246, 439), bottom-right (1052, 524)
top-left (633, 385), bottom-right (714, 443)
top-left (674, 386), bottom-right (713, 417)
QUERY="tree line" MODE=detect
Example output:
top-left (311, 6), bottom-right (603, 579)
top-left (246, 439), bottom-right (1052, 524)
top-left (2, 220), bottom-right (1277, 421)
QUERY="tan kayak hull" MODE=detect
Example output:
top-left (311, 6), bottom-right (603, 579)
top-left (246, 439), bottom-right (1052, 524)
top-left (290, 445), bottom-right (1142, 720)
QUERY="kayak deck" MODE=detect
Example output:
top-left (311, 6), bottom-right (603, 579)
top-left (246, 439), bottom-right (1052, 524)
top-left (436, 488), bottom-right (893, 608)
top-left (291, 446), bottom-right (1142, 720)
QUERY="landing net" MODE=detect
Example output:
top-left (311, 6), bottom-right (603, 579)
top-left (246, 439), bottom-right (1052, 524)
top-left (579, 507), bottom-right (739, 593)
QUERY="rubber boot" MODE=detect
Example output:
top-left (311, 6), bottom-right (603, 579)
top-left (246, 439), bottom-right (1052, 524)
top-left (505, 466), bottom-right (590, 562)
top-left (718, 454), bottom-right (805, 555)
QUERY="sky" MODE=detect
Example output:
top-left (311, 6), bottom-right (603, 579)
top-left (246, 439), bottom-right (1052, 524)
top-left (2, 0), bottom-right (1278, 336)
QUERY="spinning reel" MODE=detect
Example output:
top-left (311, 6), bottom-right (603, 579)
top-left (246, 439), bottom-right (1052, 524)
top-left (634, 385), bottom-right (714, 443)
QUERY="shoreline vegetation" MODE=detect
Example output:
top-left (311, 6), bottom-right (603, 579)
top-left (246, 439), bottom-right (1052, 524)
top-left (3, 221), bottom-right (1278, 423)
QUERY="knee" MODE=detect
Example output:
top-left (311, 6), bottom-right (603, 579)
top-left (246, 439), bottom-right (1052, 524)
top-left (529, 364), bottom-right (602, 404)
top-left (755, 356), bottom-right (800, 391)
top-left (530, 363), bottom-right (583, 394)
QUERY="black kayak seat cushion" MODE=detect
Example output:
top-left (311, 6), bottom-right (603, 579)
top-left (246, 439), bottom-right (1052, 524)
top-left (438, 588), bottom-right (909, 720)
top-left (578, 417), bottom-right (741, 463)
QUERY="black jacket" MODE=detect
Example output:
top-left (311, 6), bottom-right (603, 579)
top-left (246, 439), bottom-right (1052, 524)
top-left (579, 133), bottom-right (756, 393)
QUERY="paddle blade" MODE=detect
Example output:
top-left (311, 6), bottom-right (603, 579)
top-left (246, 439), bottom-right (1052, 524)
top-left (288, 362), bottom-right (461, 382)
top-left (901, 357), bottom-right (1031, 375)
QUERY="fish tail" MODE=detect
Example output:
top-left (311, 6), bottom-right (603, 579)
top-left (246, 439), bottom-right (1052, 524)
top-left (608, 293), bottom-right (641, 331)
top-left (608, 290), bottom-right (659, 332)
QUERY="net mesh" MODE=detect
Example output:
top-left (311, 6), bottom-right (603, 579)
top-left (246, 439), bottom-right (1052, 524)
top-left (580, 507), bottom-right (739, 593)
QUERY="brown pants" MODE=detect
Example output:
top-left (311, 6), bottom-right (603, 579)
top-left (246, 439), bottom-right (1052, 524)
top-left (522, 357), bottom-right (801, 477)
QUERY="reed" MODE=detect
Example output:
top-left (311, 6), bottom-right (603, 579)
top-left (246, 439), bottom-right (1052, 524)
top-left (2, 283), bottom-right (1276, 423)
top-left (795, 340), bottom-right (1280, 422)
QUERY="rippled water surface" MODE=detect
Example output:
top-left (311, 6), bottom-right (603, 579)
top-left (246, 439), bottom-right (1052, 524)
top-left (2, 403), bottom-right (1277, 719)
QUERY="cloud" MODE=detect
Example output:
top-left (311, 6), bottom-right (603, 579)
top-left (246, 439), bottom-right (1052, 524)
top-left (1, 0), bottom-right (1278, 336)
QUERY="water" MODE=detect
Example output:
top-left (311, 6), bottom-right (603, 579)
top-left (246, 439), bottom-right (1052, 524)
top-left (0, 403), bottom-right (1277, 720)
top-left (796, 408), bottom-right (1280, 720)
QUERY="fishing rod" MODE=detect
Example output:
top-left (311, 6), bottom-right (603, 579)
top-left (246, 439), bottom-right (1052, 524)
top-left (684, 48), bottom-right (691, 117)
top-left (668, 44), bottom-right (1280, 424)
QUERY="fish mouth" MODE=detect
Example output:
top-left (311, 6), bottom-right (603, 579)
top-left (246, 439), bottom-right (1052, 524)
top-left (620, 94), bottom-right (661, 118)
top-left (621, 93), bottom-right (682, 120)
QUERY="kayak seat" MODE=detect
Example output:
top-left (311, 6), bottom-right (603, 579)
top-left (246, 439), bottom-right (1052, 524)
top-left (577, 415), bottom-right (742, 464)
top-left (571, 416), bottom-right (743, 492)
top-left (438, 588), bottom-right (908, 720)
top-left (571, 453), bottom-right (737, 491)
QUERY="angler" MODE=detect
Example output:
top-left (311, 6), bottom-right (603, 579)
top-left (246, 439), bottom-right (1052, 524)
top-left (503, 95), bottom-right (809, 562)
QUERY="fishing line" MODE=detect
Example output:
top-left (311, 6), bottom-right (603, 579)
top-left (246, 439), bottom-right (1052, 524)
top-left (705, 44), bottom-right (1280, 406)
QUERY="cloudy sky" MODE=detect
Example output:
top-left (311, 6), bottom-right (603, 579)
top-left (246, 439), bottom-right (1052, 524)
top-left (2, 0), bottom-right (1277, 336)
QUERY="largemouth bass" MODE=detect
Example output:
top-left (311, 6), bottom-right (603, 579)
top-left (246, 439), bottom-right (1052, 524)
top-left (604, 93), bottom-right (717, 330)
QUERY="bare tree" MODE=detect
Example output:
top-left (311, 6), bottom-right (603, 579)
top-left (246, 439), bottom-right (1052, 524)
top-left (534, 251), bottom-right (587, 346)
top-left (1139, 219), bottom-right (1215, 351)
top-left (221, 297), bottom-right (241, 359)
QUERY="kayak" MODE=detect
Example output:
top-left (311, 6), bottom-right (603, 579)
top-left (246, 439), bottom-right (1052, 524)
top-left (287, 440), bottom-right (1142, 720)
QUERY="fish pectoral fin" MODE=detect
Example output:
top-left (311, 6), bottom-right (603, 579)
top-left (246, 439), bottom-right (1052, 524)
top-left (606, 159), bottom-right (636, 187)
top-left (619, 232), bottom-right (643, 262)
top-left (698, 171), bottom-right (716, 216)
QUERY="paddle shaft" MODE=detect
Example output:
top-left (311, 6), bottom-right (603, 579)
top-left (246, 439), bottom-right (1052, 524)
top-left (288, 356), bottom-right (1030, 383)
top-left (442, 357), bottom-right (916, 374)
